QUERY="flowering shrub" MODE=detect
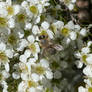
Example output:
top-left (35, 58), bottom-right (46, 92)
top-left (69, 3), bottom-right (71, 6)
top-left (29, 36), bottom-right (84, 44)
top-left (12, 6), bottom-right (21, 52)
top-left (0, 0), bottom-right (91, 92)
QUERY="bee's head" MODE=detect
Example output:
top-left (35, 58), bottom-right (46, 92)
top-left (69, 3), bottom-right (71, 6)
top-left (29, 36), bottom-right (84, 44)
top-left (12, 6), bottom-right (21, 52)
top-left (39, 35), bottom-right (46, 40)
top-left (39, 30), bottom-right (48, 40)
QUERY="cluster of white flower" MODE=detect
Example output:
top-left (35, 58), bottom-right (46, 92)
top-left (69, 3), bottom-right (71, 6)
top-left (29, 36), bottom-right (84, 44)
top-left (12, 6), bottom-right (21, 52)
top-left (77, 40), bottom-right (92, 92)
top-left (0, 0), bottom-right (91, 92)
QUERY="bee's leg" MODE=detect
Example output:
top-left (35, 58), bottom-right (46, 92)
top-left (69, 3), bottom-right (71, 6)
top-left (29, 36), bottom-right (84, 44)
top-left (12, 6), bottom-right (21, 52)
top-left (39, 48), bottom-right (46, 58)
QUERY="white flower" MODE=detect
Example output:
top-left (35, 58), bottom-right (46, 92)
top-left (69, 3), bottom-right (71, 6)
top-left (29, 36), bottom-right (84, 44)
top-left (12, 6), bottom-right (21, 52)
top-left (21, 1), bottom-right (28, 8)
top-left (18, 81), bottom-right (27, 92)
top-left (40, 59), bottom-right (49, 68)
top-left (0, 2), bottom-right (8, 17)
top-left (37, 4), bottom-right (43, 14)
top-left (27, 35), bottom-right (40, 60)
top-left (21, 73), bottom-right (29, 80)
top-left (78, 86), bottom-right (86, 92)
top-left (74, 24), bottom-right (80, 31)
top-left (25, 22), bottom-right (32, 30)
top-left (27, 35), bottom-right (35, 43)
top-left (86, 54), bottom-right (92, 64)
top-left (18, 31), bottom-right (24, 39)
top-left (80, 28), bottom-right (87, 36)
top-left (24, 49), bottom-right (31, 58)
top-left (28, 87), bottom-right (36, 92)
top-left (31, 73), bottom-right (40, 82)
top-left (75, 60), bottom-right (83, 69)
top-left (17, 39), bottom-right (28, 51)
top-left (19, 62), bottom-right (29, 73)
top-left (47, 29), bottom-right (54, 39)
top-left (60, 21), bottom-right (75, 38)
top-left (4, 62), bottom-right (10, 72)
top-left (12, 72), bottom-right (20, 79)
top-left (8, 18), bottom-right (15, 28)
top-left (5, 0), bottom-right (20, 17)
top-left (83, 65), bottom-right (92, 77)
top-left (65, 21), bottom-right (75, 30)
top-left (54, 70), bottom-right (62, 79)
top-left (28, 58), bottom-right (36, 65)
top-left (87, 41), bottom-right (92, 47)
top-left (66, 38), bottom-right (71, 44)
top-left (19, 55), bottom-right (27, 63)
top-left (35, 16), bottom-right (40, 24)
top-left (84, 79), bottom-right (91, 86)
top-left (41, 21), bottom-right (50, 30)
top-left (53, 21), bottom-right (64, 29)
top-left (0, 42), bottom-right (13, 72)
top-left (1, 81), bottom-right (8, 92)
top-left (2, 70), bottom-right (10, 79)
top-left (68, 4), bottom-right (74, 10)
top-left (72, 0), bottom-right (76, 3)
top-left (81, 47), bottom-right (90, 54)
top-left (32, 25), bottom-right (40, 35)
top-left (18, 79), bottom-right (41, 92)
top-left (5, 49), bottom-right (14, 58)
top-left (69, 31), bottom-right (77, 40)
top-left (31, 59), bottom-right (53, 80)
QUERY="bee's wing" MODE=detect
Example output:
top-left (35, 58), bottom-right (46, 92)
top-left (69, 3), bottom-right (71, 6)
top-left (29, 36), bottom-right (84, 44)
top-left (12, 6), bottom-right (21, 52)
top-left (54, 44), bottom-right (63, 51)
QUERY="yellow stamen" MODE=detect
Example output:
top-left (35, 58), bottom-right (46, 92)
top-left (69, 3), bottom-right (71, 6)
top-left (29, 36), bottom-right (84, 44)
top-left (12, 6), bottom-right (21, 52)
top-left (7, 6), bottom-right (14, 15)
top-left (29, 5), bottom-right (38, 15)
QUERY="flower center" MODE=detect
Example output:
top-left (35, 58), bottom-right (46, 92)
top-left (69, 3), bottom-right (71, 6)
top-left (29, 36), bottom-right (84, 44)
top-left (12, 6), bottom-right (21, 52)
top-left (61, 27), bottom-right (69, 36)
top-left (88, 87), bottom-right (92, 92)
top-left (82, 54), bottom-right (87, 63)
top-left (8, 34), bottom-right (17, 45)
top-left (29, 5), bottom-right (38, 15)
top-left (7, 6), bottom-right (14, 15)
top-left (0, 52), bottom-right (8, 62)
top-left (28, 80), bottom-right (37, 87)
top-left (29, 44), bottom-right (36, 54)
top-left (35, 66), bottom-right (45, 75)
top-left (0, 17), bottom-right (7, 27)
top-left (17, 14), bottom-right (26, 22)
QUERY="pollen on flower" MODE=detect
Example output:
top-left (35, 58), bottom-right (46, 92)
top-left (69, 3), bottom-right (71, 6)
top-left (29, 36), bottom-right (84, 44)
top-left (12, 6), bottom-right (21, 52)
top-left (8, 34), bottom-right (17, 45)
top-left (28, 44), bottom-right (36, 54)
top-left (82, 54), bottom-right (87, 63)
top-left (35, 66), bottom-right (45, 75)
top-left (19, 63), bottom-right (28, 72)
top-left (28, 80), bottom-right (37, 87)
top-left (0, 51), bottom-right (8, 62)
top-left (29, 5), bottom-right (38, 15)
top-left (7, 6), bottom-right (14, 15)
top-left (17, 13), bottom-right (26, 22)
top-left (61, 27), bottom-right (69, 36)
top-left (0, 17), bottom-right (7, 27)
top-left (88, 87), bottom-right (92, 92)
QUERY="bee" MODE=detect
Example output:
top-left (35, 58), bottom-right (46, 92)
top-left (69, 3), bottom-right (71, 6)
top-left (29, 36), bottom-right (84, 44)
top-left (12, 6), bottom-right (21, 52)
top-left (39, 33), bottom-right (63, 57)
